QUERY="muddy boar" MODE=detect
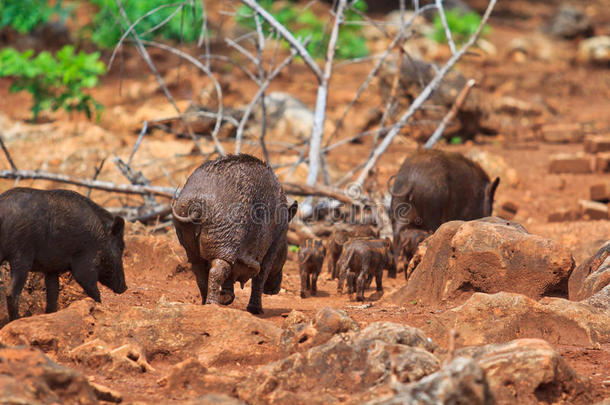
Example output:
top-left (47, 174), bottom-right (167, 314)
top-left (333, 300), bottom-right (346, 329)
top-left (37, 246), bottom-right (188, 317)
top-left (298, 239), bottom-right (326, 298)
top-left (397, 229), bottom-right (431, 279)
top-left (0, 188), bottom-right (127, 321)
top-left (337, 238), bottom-right (395, 301)
top-left (389, 149), bottom-right (499, 277)
top-left (172, 154), bottom-right (298, 315)
top-left (327, 224), bottom-right (378, 280)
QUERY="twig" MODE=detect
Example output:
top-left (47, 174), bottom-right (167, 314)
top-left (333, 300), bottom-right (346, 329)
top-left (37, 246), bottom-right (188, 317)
top-left (0, 134), bottom-right (17, 171)
top-left (87, 158), bottom-right (107, 198)
top-left (435, 0), bottom-right (457, 55)
top-left (254, 12), bottom-right (270, 164)
top-left (424, 79), bottom-right (476, 148)
top-left (282, 182), bottom-right (365, 206)
top-left (354, 0), bottom-right (497, 187)
top-left (128, 121), bottom-right (148, 166)
top-left (0, 170), bottom-right (176, 197)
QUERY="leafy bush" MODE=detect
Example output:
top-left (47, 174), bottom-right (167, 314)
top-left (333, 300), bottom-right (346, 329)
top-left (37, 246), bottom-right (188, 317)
top-left (89, 0), bottom-right (204, 48)
top-left (0, 45), bottom-right (106, 120)
top-left (430, 10), bottom-right (490, 45)
top-left (236, 0), bottom-right (369, 60)
top-left (0, 0), bottom-right (67, 34)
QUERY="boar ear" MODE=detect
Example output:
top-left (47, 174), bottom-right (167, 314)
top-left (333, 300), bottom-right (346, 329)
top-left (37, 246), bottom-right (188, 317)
top-left (488, 177), bottom-right (500, 201)
top-left (287, 201), bottom-right (298, 222)
top-left (111, 216), bottom-right (125, 236)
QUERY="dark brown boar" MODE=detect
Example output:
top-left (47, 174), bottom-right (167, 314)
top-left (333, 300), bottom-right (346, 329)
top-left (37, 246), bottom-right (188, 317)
top-left (389, 149), bottom-right (499, 277)
top-left (398, 229), bottom-right (431, 279)
top-left (337, 238), bottom-right (395, 301)
top-left (0, 188), bottom-right (127, 321)
top-left (298, 239), bottom-right (326, 298)
top-left (172, 154), bottom-right (297, 315)
top-left (327, 224), bottom-right (378, 280)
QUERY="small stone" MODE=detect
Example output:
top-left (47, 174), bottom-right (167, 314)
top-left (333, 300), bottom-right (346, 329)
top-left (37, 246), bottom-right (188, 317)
top-left (595, 153), bottom-right (610, 173)
top-left (549, 153), bottom-right (593, 174)
top-left (590, 183), bottom-right (610, 202)
top-left (584, 135), bottom-right (610, 153)
top-left (578, 36), bottom-right (610, 65)
top-left (89, 381), bottom-right (122, 403)
top-left (539, 123), bottom-right (583, 143)
top-left (497, 201), bottom-right (518, 220)
top-left (579, 200), bottom-right (609, 220)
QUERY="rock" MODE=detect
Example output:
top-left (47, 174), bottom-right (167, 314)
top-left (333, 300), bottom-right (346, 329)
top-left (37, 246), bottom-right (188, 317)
top-left (569, 241), bottom-right (610, 300)
top-left (70, 339), bottom-right (154, 374)
top-left (184, 395), bottom-right (248, 405)
top-left (368, 357), bottom-right (493, 405)
top-left (579, 200), bottom-right (609, 220)
top-left (157, 357), bottom-right (239, 396)
top-left (89, 381), bottom-right (122, 403)
top-left (493, 96), bottom-right (543, 116)
top-left (379, 56), bottom-right (484, 141)
top-left (247, 92), bottom-right (315, 142)
top-left (595, 153), bottom-right (610, 172)
top-left (1, 299), bottom-right (282, 367)
top-left (545, 5), bottom-right (593, 39)
top-left (280, 307), bottom-right (360, 354)
top-left (578, 36), bottom-right (610, 65)
top-left (507, 35), bottom-right (555, 62)
top-left (0, 346), bottom-right (98, 404)
top-left (496, 201), bottom-right (519, 220)
top-left (456, 339), bottom-right (594, 405)
top-left (590, 183), bottom-right (610, 202)
top-left (548, 153), bottom-right (593, 174)
top-left (238, 322), bottom-right (440, 404)
top-left (539, 123), bottom-right (584, 143)
top-left (427, 292), bottom-right (610, 347)
top-left (585, 284), bottom-right (610, 311)
top-left (391, 218), bottom-right (574, 306)
top-left (585, 135), bottom-right (610, 153)
top-left (465, 149), bottom-right (519, 188)
top-left (547, 208), bottom-right (582, 222)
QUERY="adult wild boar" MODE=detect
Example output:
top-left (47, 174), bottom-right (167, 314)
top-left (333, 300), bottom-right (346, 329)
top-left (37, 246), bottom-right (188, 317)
top-left (0, 188), bottom-right (127, 321)
top-left (389, 149), bottom-right (499, 276)
top-left (298, 238), bottom-right (326, 298)
top-left (172, 154), bottom-right (298, 315)
top-left (327, 224), bottom-right (378, 280)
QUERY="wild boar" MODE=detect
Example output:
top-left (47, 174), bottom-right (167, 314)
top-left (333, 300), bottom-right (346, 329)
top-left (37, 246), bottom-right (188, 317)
top-left (298, 238), bottom-right (326, 298)
top-left (337, 238), bottom-right (395, 301)
top-left (397, 229), bottom-right (431, 279)
top-left (327, 224), bottom-right (378, 280)
top-left (0, 188), bottom-right (127, 321)
top-left (172, 154), bottom-right (298, 315)
top-left (389, 149), bottom-right (499, 276)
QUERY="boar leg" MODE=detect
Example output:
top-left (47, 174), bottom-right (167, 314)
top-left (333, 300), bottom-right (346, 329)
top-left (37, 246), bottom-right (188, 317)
top-left (311, 271), bottom-right (318, 296)
top-left (7, 256), bottom-right (32, 321)
top-left (71, 253), bottom-right (101, 303)
top-left (192, 261), bottom-right (210, 304)
top-left (207, 259), bottom-right (231, 305)
top-left (375, 267), bottom-right (383, 293)
top-left (44, 273), bottom-right (60, 313)
top-left (219, 280), bottom-right (235, 306)
top-left (356, 271), bottom-right (367, 302)
top-left (300, 268), bottom-right (308, 299)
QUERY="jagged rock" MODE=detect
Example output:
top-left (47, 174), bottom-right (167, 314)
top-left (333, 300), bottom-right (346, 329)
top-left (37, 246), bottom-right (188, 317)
top-left (247, 92), bottom-right (315, 142)
top-left (70, 339), bottom-right (154, 374)
top-left (238, 322), bottom-right (440, 405)
top-left (585, 284), bottom-right (610, 311)
top-left (368, 357), bottom-right (493, 405)
top-left (391, 218), bottom-right (574, 306)
top-left (157, 357), bottom-right (240, 396)
top-left (1, 299), bottom-right (282, 367)
top-left (578, 36), bottom-right (610, 65)
top-left (0, 346), bottom-right (99, 404)
top-left (427, 292), bottom-right (610, 347)
top-left (569, 241), bottom-right (610, 300)
top-left (280, 307), bottom-right (360, 354)
top-left (545, 5), bottom-right (593, 39)
top-left (456, 339), bottom-right (594, 405)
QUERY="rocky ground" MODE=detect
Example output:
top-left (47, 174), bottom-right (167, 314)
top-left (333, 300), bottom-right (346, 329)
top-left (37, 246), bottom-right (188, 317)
top-left (0, 1), bottom-right (609, 404)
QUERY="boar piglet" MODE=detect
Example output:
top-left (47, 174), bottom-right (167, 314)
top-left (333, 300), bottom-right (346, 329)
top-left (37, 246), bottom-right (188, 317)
top-left (172, 154), bottom-right (297, 315)
top-left (298, 238), bottom-right (326, 298)
top-left (389, 149), bottom-right (499, 277)
top-left (0, 188), bottom-right (127, 321)
top-left (337, 238), bottom-right (395, 301)
top-left (327, 224), bottom-right (377, 280)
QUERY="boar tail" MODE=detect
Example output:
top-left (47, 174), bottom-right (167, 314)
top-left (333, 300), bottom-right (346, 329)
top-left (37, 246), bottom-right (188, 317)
top-left (387, 175), bottom-right (414, 199)
top-left (171, 189), bottom-right (202, 224)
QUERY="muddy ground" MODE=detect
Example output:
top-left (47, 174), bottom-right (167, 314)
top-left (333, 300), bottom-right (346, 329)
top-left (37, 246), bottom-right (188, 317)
top-left (0, 1), bottom-right (609, 403)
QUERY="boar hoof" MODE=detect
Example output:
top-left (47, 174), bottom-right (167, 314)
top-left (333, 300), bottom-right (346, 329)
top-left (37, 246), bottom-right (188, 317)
top-left (300, 291), bottom-right (307, 299)
top-left (246, 304), bottom-right (263, 315)
top-left (356, 296), bottom-right (364, 302)
top-left (219, 292), bottom-right (235, 306)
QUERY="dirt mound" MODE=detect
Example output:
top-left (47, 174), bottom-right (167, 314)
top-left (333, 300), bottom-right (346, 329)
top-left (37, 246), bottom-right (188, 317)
top-left (392, 217), bottom-right (574, 306)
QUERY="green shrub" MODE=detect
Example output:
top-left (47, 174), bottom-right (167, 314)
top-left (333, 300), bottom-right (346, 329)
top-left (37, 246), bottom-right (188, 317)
top-left (430, 10), bottom-right (490, 45)
top-left (236, 0), bottom-right (369, 60)
top-left (0, 0), bottom-right (68, 34)
top-left (89, 0), bottom-right (204, 48)
top-left (0, 45), bottom-right (106, 121)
